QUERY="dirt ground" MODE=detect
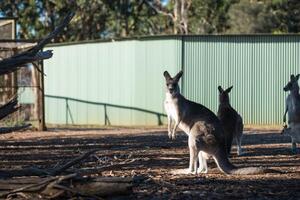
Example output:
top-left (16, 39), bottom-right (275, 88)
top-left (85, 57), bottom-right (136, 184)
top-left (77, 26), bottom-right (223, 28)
top-left (0, 127), bottom-right (299, 200)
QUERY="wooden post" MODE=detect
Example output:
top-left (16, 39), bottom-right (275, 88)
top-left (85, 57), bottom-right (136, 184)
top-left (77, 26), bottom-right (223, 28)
top-left (11, 49), bottom-right (18, 97)
top-left (33, 60), bottom-right (46, 131)
top-left (38, 60), bottom-right (46, 131)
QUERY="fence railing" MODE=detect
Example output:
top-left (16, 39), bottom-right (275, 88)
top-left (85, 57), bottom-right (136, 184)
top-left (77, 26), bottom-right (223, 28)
top-left (45, 94), bottom-right (167, 125)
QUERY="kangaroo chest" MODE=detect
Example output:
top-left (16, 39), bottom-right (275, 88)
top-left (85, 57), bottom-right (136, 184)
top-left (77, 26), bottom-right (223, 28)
top-left (164, 94), bottom-right (191, 134)
top-left (164, 97), bottom-right (179, 121)
top-left (287, 95), bottom-right (300, 122)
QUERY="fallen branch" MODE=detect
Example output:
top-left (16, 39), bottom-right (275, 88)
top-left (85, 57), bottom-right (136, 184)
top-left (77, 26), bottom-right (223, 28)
top-left (52, 184), bottom-right (104, 200)
top-left (67, 158), bottom-right (137, 176)
top-left (0, 176), bottom-right (58, 197)
top-left (0, 174), bottom-right (133, 199)
top-left (0, 150), bottom-right (97, 178)
top-left (72, 176), bottom-right (133, 197)
top-left (0, 124), bottom-right (31, 134)
top-left (51, 149), bottom-right (98, 175)
top-left (0, 97), bottom-right (19, 120)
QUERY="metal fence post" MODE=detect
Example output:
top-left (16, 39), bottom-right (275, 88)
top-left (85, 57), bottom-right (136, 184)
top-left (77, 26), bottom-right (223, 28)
top-left (104, 104), bottom-right (107, 125)
top-left (66, 98), bottom-right (68, 125)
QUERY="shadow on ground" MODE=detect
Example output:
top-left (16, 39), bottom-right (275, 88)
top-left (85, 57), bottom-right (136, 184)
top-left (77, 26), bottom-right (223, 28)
top-left (0, 130), bottom-right (299, 199)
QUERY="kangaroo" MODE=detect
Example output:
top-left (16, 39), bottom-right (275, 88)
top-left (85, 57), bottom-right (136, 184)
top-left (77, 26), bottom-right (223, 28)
top-left (217, 86), bottom-right (244, 156)
top-left (282, 74), bottom-right (300, 154)
top-left (164, 70), bottom-right (275, 175)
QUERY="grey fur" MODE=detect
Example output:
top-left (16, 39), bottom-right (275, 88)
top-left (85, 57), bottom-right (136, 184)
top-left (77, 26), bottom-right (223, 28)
top-left (164, 70), bottom-right (275, 174)
top-left (283, 74), bottom-right (300, 153)
top-left (217, 85), bottom-right (244, 156)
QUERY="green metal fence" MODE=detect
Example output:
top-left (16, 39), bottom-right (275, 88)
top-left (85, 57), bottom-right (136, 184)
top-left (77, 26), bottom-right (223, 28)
top-left (44, 35), bottom-right (300, 126)
top-left (44, 37), bottom-right (181, 125)
top-left (183, 35), bottom-right (300, 124)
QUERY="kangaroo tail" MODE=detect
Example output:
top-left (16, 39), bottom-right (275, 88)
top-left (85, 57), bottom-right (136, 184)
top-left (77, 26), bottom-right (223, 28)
top-left (213, 149), bottom-right (279, 175)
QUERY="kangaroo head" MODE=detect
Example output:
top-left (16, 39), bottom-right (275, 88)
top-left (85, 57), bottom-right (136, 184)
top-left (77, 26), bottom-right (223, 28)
top-left (163, 70), bottom-right (183, 95)
top-left (218, 85), bottom-right (233, 104)
top-left (284, 74), bottom-right (300, 92)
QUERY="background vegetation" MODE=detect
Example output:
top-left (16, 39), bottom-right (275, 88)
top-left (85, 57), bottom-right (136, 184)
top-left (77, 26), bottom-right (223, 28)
top-left (0, 0), bottom-right (299, 42)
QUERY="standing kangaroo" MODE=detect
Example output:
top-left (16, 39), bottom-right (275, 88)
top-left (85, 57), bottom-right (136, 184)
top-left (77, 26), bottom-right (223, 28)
top-left (164, 70), bottom-right (274, 174)
top-left (282, 74), bottom-right (300, 154)
top-left (217, 86), bottom-right (244, 156)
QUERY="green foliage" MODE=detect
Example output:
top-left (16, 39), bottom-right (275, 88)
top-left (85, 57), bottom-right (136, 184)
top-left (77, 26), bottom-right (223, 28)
top-left (0, 0), bottom-right (299, 42)
top-left (189, 0), bottom-right (235, 33)
top-left (0, 0), bottom-right (161, 41)
top-left (226, 0), bottom-right (300, 34)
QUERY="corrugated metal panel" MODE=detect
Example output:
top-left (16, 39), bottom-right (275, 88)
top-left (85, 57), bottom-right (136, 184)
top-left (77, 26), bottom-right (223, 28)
top-left (134, 38), bottom-right (182, 125)
top-left (44, 37), bottom-right (181, 125)
top-left (45, 35), bottom-right (300, 126)
top-left (183, 35), bottom-right (300, 125)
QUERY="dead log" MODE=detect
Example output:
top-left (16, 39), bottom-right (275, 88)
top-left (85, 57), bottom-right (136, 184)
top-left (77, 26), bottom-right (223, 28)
top-left (0, 174), bottom-right (133, 199)
top-left (0, 176), bottom-right (59, 197)
top-left (0, 124), bottom-right (31, 134)
top-left (71, 176), bottom-right (133, 197)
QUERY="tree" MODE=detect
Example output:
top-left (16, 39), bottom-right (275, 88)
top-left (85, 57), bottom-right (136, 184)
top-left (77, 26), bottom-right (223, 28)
top-left (189, 0), bottom-right (234, 34)
top-left (269, 0), bottom-right (300, 33)
top-left (226, 0), bottom-right (300, 34)
top-left (0, 0), bottom-right (164, 40)
top-left (226, 0), bottom-right (271, 33)
top-left (145, 0), bottom-right (192, 34)
top-left (1, 0), bottom-right (299, 41)
top-left (0, 0), bottom-right (77, 41)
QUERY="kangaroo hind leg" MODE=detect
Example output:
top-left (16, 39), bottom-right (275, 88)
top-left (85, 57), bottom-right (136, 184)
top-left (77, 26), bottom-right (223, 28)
top-left (236, 120), bottom-right (244, 156)
top-left (188, 137), bottom-right (198, 174)
top-left (198, 151), bottom-right (208, 173)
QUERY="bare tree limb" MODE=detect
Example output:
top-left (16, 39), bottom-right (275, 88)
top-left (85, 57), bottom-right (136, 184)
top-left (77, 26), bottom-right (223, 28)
top-left (144, 0), bottom-right (191, 34)
top-left (28, 12), bottom-right (75, 55)
top-left (0, 12), bottom-right (75, 75)
top-left (144, 0), bottom-right (174, 20)
top-left (0, 97), bottom-right (19, 120)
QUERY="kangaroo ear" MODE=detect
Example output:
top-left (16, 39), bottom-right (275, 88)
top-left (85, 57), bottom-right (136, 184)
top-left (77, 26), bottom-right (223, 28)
top-left (163, 71), bottom-right (171, 80)
top-left (226, 86), bottom-right (233, 93)
top-left (296, 74), bottom-right (300, 81)
top-left (291, 74), bottom-right (295, 80)
top-left (174, 70), bottom-right (183, 82)
top-left (218, 86), bottom-right (224, 93)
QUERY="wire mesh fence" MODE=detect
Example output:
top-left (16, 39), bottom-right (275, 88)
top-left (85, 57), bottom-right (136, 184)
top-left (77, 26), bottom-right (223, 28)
top-left (0, 41), bottom-right (44, 130)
